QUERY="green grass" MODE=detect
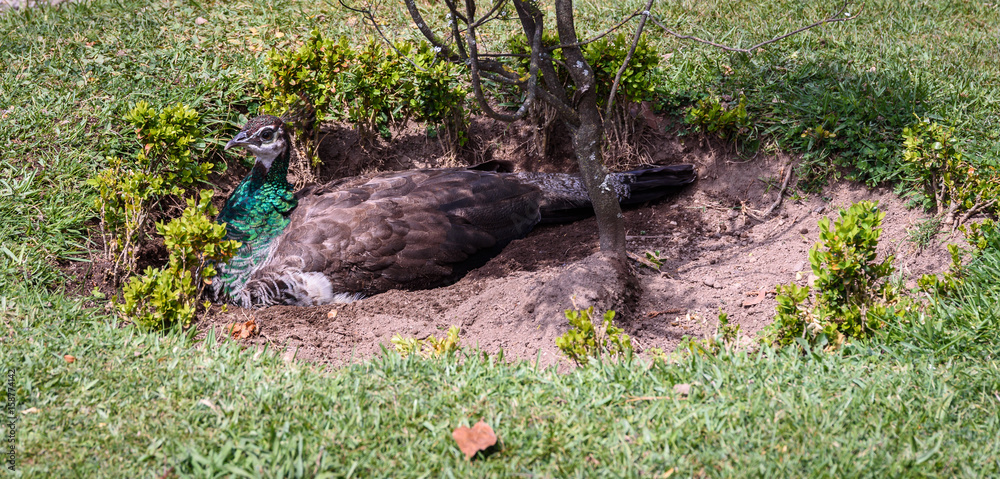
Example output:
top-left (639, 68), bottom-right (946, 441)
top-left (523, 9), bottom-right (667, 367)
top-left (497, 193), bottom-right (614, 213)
top-left (4, 292), bottom-right (999, 477)
top-left (2, 0), bottom-right (1000, 476)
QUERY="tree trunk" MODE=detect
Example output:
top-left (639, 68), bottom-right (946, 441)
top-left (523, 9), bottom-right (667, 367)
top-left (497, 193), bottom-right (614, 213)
top-left (570, 121), bottom-right (626, 257)
top-left (554, 0), bottom-right (626, 259)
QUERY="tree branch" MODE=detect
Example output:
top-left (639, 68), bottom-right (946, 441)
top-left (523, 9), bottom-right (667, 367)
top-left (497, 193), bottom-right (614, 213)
top-left (554, 9), bottom-right (643, 50)
top-left (401, 0), bottom-right (452, 57)
top-left (511, 0), bottom-right (571, 106)
top-left (442, 0), bottom-right (470, 59)
top-left (464, 0), bottom-right (538, 122)
top-left (471, 0), bottom-right (509, 28)
top-left (650, 3), bottom-right (862, 54)
top-left (604, 0), bottom-right (655, 119)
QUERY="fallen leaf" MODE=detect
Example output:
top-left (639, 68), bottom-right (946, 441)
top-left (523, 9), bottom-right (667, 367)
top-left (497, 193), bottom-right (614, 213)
top-left (452, 420), bottom-right (497, 461)
top-left (195, 16), bottom-right (208, 25)
top-left (198, 398), bottom-right (221, 414)
top-left (226, 319), bottom-right (259, 339)
top-left (21, 407), bottom-right (40, 415)
top-left (64, 354), bottom-right (76, 363)
top-left (673, 383), bottom-right (691, 396)
top-left (742, 290), bottom-right (766, 307)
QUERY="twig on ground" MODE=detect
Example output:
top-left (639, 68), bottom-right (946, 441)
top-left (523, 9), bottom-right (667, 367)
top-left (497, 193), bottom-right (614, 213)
top-left (747, 161), bottom-right (794, 221)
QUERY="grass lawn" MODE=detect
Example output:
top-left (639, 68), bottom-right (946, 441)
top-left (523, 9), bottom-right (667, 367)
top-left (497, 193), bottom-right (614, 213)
top-left (2, 0), bottom-right (999, 476)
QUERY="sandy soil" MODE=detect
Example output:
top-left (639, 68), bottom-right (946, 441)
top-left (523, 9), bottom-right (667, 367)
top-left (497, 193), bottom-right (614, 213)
top-left (191, 117), bottom-right (960, 369)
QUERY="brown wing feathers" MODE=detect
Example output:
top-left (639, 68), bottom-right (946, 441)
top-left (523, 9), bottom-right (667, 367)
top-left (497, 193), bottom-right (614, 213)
top-left (256, 169), bottom-right (543, 295)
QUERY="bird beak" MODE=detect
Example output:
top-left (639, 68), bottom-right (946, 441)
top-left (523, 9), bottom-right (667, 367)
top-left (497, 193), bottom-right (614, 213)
top-left (225, 131), bottom-right (249, 150)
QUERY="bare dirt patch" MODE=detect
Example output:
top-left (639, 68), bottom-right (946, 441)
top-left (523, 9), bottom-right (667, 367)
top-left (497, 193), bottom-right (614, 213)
top-left (195, 121), bottom-right (961, 369)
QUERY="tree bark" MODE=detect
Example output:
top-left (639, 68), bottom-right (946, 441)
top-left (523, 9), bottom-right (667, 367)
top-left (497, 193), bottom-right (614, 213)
top-left (554, 0), bottom-right (626, 258)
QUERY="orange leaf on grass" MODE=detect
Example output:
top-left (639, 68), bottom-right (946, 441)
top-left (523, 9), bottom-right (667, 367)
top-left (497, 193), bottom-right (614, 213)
top-left (452, 420), bottom-right (497, 461)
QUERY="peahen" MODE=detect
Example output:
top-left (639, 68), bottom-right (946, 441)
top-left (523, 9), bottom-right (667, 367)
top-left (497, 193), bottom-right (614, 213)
top-left (211, 115), bottom-right (696, 307)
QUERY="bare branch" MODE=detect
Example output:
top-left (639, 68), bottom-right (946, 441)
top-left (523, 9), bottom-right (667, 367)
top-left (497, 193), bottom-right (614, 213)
top-left (958, 199), bottom-right (997, 229)
top-left (511, 0), bottom-right (571, 106)
top-left (443, 0), bottom-right (469, 24)
top-left (471, 0), bottom-right (509, 28)
top-left (478, 70), bottom-right (522, 85)
top-left (442, 0), bottom-right (470, 59)
top-left (555, 10), bottom-right (643, 50)
top-left (465, 0), bottom-right (538, 122)
top-left (604, 0), bottom-right (655, 119)
top-left (758, 160), bottom-right (795, 219)
top-left (402, 0), bottom-right (462, 61)
top-left (650, 3), bottom-right (862, 54)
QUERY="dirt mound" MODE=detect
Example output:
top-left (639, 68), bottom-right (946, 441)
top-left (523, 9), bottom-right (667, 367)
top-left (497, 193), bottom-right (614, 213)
top-left (197, 128), bottom-right (960, 368)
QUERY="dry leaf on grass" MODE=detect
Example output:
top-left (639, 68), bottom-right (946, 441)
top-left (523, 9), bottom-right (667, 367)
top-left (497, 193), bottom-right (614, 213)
top-left (673, 383), bottom-right (691, 396)
top-left (64, 354), bottom-right (76, 363)
top-left (452, 420), bottom-right (498, 461)
top-left (226, 320), bottom-right (259, 339)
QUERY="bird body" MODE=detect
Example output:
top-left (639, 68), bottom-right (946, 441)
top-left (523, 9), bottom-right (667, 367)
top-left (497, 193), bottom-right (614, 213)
top-left (212, 116), bottom-right (696, 307)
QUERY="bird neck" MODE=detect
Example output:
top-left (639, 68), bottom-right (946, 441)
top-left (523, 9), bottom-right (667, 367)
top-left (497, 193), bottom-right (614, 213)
top-left (213, 142), bottom-right (298, 299)
top-left (217, 142), bottom-right (297, 252)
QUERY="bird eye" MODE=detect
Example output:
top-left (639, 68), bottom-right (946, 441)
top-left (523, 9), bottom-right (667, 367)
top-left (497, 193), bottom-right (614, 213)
top-left (260, 128), bottom-right (275, 141)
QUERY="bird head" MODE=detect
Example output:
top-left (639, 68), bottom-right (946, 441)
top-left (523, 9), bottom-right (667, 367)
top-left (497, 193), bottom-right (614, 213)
top-left (226, 115), bottom-right (289, 170)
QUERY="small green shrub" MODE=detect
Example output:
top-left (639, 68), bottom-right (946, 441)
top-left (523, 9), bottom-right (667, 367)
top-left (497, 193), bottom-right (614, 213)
top-left (676, 310), bottom-right (740, 357)
top-left (917, 244), bottom-right (965, 297)
top-left (89, 102), bottom-right (212, 276)
top-left (584, 33), bottom-right (661, 105)
top-left (404, 42), bottom-right (469, 147)
top-left (959, 218), bottom-right (1000, 252)
top-left (684, 95), bottom-right (751, 139)
top-left (900, 116), bottom-right (1000, 227)
top-left (260, 31), bottom-right (468, 156)
top-left (507, 32), bottom-right (662, 108)
top-left (765, 201), bottom-right (902, 349)
top-left (919, 219), bottom-right (1000, 297)
top-left (259, 31), bottom-right (352, 132)
top-left (118, 191), bottom-right (239, 330)
top-left (643, 250), bottom-right (664, 270)
top-left (119, 190), bottom-right (240, 331)
top-left (391, 326), bottom-right (462, 358)
top-left (556, 307), bottom-right (631, 366)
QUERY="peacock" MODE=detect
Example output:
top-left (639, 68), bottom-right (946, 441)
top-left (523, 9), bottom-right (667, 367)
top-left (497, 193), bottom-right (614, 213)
top-left (211, 115), bottom-right (696, 308)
